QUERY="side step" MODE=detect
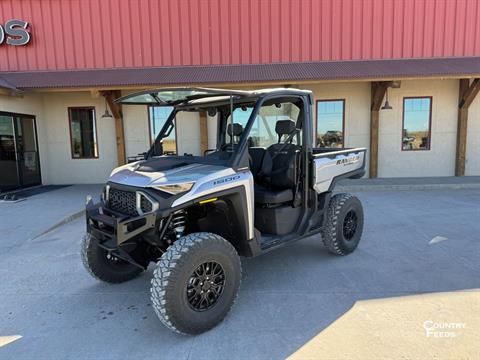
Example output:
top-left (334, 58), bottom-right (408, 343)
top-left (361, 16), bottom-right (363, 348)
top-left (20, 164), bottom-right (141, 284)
top-left (259, 235), bottom-right (279, 250)
top-left (259, 229), bottom-right (323, 252)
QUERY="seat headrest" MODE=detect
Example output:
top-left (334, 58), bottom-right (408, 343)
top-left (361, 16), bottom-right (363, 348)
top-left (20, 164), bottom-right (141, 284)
top-left (275, 119), bottom-right (296, 136)
top-left (227, 123), bottom-right (243, 137)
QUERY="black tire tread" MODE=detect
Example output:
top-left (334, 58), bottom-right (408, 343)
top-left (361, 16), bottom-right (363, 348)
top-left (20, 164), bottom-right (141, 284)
top-left (321, 193), bottom-right (356, 255)
top-left (81, 233), bottom-right (142, 283)
top-left (150, 232), bottom-right (241, 335)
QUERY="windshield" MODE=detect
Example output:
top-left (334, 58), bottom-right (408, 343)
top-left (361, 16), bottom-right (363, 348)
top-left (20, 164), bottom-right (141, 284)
top-left (145, 93), bottom-right (304, 168)
top-left (227, 103), bottom-right (301, 147)
top-left (147, 98), bottom-right (256, 166)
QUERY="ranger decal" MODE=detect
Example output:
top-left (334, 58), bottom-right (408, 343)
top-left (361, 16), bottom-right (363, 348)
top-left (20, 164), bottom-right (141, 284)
top-left (336, 155), bottom-right (360, 166)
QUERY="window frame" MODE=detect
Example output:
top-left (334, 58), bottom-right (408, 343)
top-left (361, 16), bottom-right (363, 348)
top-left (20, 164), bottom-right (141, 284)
top-left (68, 106), bottom-right (99, 159)
top-left (315, 99), bottom-right (346, 148)
top-left (148, 105), bottom-right (178, 153)
top-left (401, 96), bottom-right (432, 152)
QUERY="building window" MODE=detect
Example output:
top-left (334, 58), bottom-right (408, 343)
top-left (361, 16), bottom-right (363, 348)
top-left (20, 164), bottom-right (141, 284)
top-left (402, 97), bottom-right (432, 151)
top-left (149, 106), bottom-right (176, 154)
top-left (68, 107), bottom-right (98, 158)
top-left (316, 100), bottom-right (345, 148)
top-left (245, 102), bottom-right (301, 148)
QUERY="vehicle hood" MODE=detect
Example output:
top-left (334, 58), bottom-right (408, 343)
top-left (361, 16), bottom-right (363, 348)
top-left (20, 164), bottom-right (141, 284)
top-left (108, 162), bottom-right (234, 188)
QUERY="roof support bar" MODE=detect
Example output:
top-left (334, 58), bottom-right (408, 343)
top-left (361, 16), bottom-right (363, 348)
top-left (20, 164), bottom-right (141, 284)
top-left (102, 90), bottom-right (126, 166)
top-left (455, 78), bottom-right (480, 176)
top-left (369, 81), bottom-right (390, 178)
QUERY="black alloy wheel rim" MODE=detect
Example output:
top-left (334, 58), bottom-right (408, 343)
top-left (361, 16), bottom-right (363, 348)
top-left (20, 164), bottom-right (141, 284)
top-left (186, 261), bottom-right (226, 312)
top-left (343, 210), bottom-right (358, 240)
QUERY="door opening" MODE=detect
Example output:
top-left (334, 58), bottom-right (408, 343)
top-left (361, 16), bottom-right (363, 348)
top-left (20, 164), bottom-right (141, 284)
top-left (0, 112), bottom-right (41, 192)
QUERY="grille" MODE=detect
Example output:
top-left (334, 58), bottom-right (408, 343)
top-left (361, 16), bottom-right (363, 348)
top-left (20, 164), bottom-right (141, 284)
top-left (108, 188), bottom-right (138, 216)
top-left (107, 187), bottom-right (155, 216)
top-left (140, 196), bottom-right (153, 213)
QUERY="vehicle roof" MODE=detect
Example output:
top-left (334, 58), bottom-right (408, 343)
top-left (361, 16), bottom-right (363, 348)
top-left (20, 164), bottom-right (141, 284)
top-left (238, 87), bottom-right (312, 96)
top-left (115, 87), bottom-right (313, 106)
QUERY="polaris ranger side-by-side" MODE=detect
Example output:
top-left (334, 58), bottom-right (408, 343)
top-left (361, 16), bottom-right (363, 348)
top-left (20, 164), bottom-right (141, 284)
top-left (82, 88), bottom-right (366, 334)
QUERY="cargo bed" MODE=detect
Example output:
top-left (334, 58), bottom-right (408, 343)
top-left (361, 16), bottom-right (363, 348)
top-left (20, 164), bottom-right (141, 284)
top-left (311, 147), bottom-right (367, 193)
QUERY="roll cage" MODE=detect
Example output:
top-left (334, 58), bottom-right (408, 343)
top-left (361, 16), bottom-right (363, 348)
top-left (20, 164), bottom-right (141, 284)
top-left (116, 87), bottom-right (314, 169)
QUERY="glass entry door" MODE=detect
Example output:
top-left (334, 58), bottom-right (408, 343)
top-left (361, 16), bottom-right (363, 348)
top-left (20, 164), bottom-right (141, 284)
top-left (0, 113), bottom-right (41, 191)
top-left (0, 115), bottom-right (19, 191)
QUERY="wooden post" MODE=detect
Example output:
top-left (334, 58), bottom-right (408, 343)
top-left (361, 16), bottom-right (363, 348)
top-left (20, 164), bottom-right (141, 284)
top-left (199, 111), bottom-right (208, 155)
top-left (102, 90), bottom-right (126, 166)
top-left (455, 78), bottom-right (480, 176)
top-left (370, 110), bottom-right (379, 178)
top-left (456, 79), bottom-right (470, 176)
top-left (369, 82), bottom-right (388, 178)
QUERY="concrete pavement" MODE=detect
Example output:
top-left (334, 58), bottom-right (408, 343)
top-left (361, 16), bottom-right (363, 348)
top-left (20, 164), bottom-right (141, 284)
top-left (0, 189), bottom-right (479, 359)
top-left (0, 184), bottom-right (102, 251)
top-left (290, 290), bottom-right (479, 359)
top-left (337, 175), bottom-right (480, 191)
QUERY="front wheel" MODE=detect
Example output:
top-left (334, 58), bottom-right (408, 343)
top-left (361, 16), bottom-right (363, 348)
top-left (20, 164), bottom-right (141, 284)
top-left (150, 232), bottom-right (241, 335)
top-left (321, 193), bottom-right (364, 255)
top-left (81, 233), bottom-right (143, 283)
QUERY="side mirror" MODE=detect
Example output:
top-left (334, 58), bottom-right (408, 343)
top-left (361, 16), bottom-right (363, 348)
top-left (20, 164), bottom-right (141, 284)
top-left (207, 107), bottom-right (217, 117)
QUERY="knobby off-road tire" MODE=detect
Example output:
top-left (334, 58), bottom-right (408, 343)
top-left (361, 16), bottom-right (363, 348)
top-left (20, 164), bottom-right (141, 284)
top-left (150, 232), bottom-right (241, 335)
top-left (81, 233), bottom-right (143, 283)
top-left (321, 193), bottom-right (364, 255)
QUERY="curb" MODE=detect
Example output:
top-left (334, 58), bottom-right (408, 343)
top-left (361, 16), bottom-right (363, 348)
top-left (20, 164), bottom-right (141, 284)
top-left (336, 183), bottom-right (480, 192)
top-left (31, 209), bottom-right (85, 240)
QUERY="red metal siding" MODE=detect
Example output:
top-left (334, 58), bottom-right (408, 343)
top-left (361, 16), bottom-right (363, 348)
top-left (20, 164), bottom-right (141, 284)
top-left (1, 0), bottom-right (480, 72)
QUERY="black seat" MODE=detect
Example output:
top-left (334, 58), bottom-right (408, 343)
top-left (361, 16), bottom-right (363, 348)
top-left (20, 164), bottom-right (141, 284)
top-left (248, 147), bottom-right (266, 178)
top-left (254, 186), bottom-right (293, 203)
top-left (254, 119), bottom-right (300, 205)
top-left (227, 123), bottom-right (243, 138)
top-left (221, 123), bottom-right (244, 151)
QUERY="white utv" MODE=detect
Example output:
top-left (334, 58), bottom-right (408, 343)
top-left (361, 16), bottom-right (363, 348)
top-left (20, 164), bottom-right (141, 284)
top-left (82, 88), bottom-right (366, 334)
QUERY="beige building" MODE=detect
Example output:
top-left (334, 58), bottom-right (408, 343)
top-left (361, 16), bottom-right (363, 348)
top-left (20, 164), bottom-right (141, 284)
top-left (1, 76), bottom-right (479, 191)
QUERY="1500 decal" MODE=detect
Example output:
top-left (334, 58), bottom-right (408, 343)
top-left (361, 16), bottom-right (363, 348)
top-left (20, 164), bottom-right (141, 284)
top-left (213, 175), bottom-right (241, 185)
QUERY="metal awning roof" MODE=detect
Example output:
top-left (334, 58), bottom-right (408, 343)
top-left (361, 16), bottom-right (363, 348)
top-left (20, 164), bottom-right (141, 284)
top-left (0, 76), bottom-right (20, 92)
top-left (1, 57), bottom-right (480, 90)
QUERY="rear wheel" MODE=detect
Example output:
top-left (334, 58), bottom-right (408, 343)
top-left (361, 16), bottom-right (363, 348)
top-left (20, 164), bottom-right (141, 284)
top-left (321, 193), bottom-right (364, 255)
top-left (150, 232), bottom-right (241, 335)
top-left (81, 233), bottom-right (143, 283)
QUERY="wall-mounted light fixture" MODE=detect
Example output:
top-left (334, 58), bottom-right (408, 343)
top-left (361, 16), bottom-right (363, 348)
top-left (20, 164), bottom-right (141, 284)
top-left (101, 95), bottom-right (113, 119)
top-left (381, 87), bottom-right (393, 110)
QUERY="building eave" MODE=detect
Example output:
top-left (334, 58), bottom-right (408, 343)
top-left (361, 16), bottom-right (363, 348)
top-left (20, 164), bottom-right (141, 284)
top-left (1, 57), bottom-right (480, 91)
top-left (0, 76), bottom-right (23, 94)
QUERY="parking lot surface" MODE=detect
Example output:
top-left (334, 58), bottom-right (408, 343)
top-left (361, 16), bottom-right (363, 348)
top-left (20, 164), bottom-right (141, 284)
top-left (1, 189), bottom-right (479, 359)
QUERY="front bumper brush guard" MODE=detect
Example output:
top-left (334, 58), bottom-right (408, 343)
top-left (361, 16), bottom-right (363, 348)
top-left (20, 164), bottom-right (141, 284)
top-left (86, 199), bottom-right (157, 246)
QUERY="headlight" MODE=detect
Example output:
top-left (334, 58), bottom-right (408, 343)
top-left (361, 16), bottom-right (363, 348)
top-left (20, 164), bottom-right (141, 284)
top-left (101, 185), bottom-right (110, 203)
top-left (151, 182), bottom-right (195, 195)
